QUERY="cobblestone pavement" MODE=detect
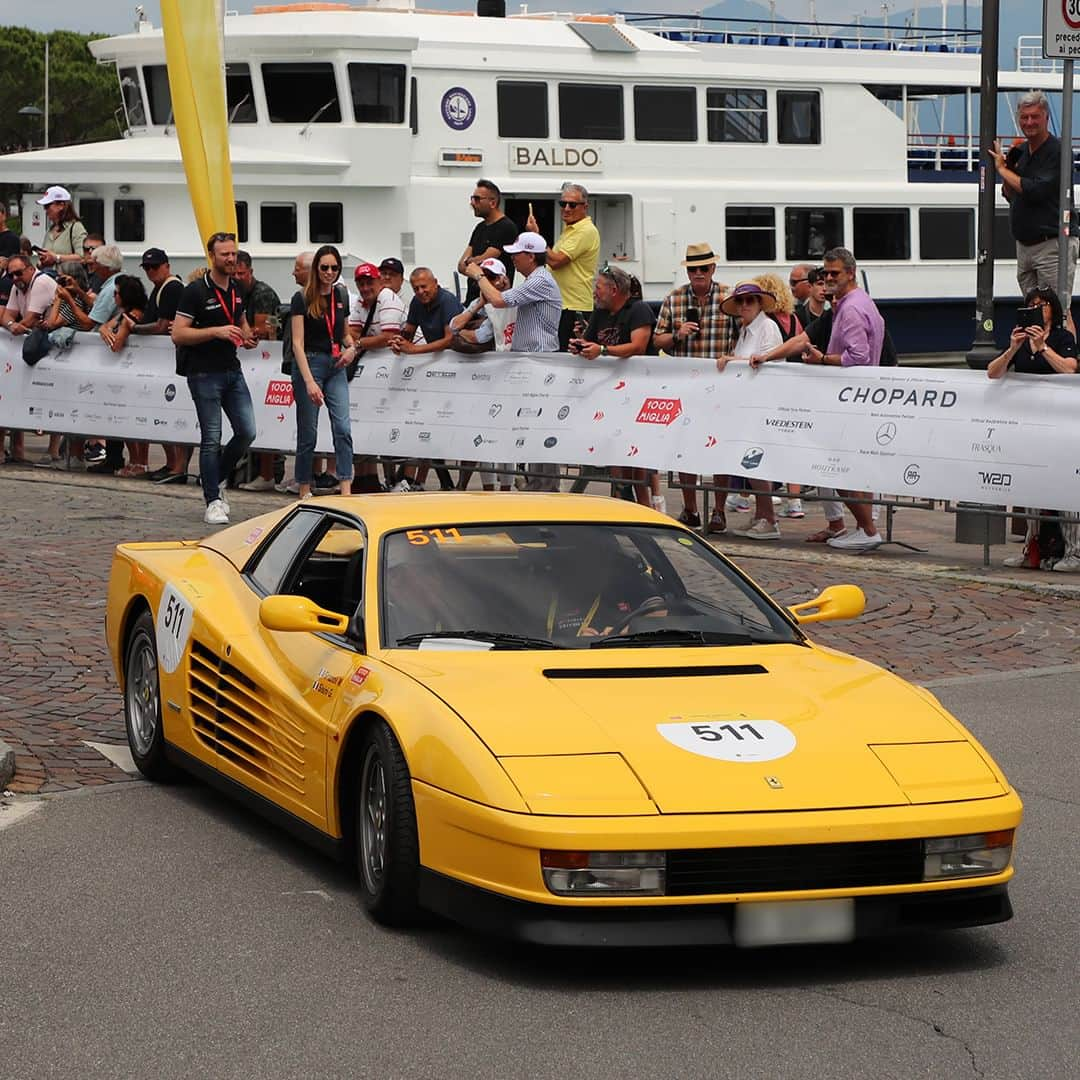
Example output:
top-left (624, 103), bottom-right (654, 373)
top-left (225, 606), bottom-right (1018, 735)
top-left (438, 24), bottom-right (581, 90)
top-left (3, 467), bottom-right (1079, 795)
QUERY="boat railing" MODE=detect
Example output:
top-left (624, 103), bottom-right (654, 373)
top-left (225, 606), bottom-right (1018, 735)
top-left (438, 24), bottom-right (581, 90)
top-left (1016, 35), bottom-right (1062, 74)
top-left (616, 13), bottom-right (980, 54)
top-left (908, 132), bottom-right (1080, 176)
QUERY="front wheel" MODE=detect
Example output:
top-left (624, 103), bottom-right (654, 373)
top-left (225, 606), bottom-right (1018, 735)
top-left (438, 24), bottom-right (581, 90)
top-left (356, 720), bottom-right (421, 925)
top-left (123, 610), bottom-right (178, 782)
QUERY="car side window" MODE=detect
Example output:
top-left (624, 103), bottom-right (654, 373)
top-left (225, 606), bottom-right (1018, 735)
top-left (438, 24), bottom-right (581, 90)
top-left (283, 520), bottom-right (366, 618)
top-left (248, 510), bottom-right (322, 595)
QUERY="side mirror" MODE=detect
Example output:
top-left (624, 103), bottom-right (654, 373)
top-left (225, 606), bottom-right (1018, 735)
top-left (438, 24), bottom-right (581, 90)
top-left (259, 594), bottom-right (350, 635)
top-left (788, 584), bottom-right (865, 624)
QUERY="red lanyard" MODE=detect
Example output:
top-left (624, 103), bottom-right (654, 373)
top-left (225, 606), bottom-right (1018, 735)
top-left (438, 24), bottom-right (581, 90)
top-left (211, 280), bottom-right (236, 326)
top-left (324, 288), bottom-right (339, 355)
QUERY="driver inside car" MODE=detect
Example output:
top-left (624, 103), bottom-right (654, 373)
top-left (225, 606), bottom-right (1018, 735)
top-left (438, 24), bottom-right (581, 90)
top-left (541, 537), bottom-right (666, 640)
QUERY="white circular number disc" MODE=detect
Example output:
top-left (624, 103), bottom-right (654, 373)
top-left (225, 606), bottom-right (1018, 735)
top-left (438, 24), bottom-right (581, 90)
top-left (657, 719), bottom-right (796, 763)
top-left (156, 583), bottom-right (193, 674)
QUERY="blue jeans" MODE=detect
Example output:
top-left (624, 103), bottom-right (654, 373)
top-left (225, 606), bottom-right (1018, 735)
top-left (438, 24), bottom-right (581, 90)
top-left (187, 367), bottom-right (257, 505)
top-left (292, 352), bottom-right (354, 484)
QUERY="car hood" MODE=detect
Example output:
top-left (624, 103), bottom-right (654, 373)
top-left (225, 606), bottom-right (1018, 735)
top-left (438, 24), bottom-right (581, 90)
top-left (385, 644), bottom-right (1006, 814)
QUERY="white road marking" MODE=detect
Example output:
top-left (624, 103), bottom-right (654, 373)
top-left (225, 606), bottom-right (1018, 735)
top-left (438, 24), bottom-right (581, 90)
top-left (281, 889), bottom-right (333, 902)
top-left (0, 798), bottom-right (43, 832)
top-left (83, 741), bottom-right (138, 775)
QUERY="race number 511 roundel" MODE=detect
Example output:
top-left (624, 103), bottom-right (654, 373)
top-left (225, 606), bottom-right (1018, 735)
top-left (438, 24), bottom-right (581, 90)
top-left (156, 583), bottom-right (193, 674)
top-left (657, 718), bottom-right (797, 763)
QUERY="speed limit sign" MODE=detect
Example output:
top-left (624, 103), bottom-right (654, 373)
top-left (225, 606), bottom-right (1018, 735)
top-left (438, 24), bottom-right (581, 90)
top-left (1045, 0), bottom-right (1080, 58)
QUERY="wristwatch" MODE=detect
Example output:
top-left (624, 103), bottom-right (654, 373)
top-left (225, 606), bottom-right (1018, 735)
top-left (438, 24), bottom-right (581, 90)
top-left (600, 344), bottom-right (608, 357)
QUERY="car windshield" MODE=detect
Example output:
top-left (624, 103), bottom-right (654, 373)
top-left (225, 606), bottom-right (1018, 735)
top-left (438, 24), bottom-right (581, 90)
top-left (381, 523), bottom-right (802, 650)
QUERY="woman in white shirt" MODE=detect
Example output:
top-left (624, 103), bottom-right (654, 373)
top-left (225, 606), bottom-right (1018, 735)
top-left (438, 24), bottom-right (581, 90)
top-left (715, 282), bottom-right (784, 541)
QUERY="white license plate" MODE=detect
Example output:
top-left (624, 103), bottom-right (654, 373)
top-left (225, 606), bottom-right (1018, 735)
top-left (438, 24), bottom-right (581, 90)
top-left (733, 898), bottom-right (855, 948)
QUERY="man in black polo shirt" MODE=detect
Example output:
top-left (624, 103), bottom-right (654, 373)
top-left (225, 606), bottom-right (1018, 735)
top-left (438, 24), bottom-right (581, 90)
top-left (172, 232), bottom-right (258, 525)
top-left (991, 90), bottom-right (1079, 326)
top-left (457, 179), bottom-right (517, 305)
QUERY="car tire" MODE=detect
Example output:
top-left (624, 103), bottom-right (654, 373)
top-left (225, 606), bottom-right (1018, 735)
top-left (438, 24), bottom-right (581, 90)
top-left (356, 720), bottom-right (421, 925)
top-left (123, 610), bottom-right (178, 782)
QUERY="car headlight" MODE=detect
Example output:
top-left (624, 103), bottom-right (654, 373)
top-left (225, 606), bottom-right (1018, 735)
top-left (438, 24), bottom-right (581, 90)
top-left (923, 831), bottom-right (1014, 880)
top-left (541, 850), bottom-right (666, 897)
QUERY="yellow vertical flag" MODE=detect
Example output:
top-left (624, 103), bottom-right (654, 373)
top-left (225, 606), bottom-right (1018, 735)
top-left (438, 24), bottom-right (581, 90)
top-left (160, 0), bottom-right (237, 254)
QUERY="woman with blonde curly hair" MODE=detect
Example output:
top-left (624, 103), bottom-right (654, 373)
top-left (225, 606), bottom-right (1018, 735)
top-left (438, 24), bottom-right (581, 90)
top-left (752, 271), bottom-right (805, 518)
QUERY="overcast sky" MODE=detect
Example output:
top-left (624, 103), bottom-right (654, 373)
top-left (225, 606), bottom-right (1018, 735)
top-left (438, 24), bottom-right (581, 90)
top-left (8, 2), bottom-right (1026, 38)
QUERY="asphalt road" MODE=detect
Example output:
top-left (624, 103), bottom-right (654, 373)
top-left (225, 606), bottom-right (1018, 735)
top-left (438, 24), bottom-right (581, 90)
top-left (1, 669), bottom-right (1075, 1080)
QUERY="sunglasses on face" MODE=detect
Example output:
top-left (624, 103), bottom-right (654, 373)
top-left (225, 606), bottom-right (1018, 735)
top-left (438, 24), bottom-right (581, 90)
top-left (318, 262), bottom-right (340, 272)
top-left (558, 200), bottom-right (583, 209)
top-left (789, 277), bottom-right (807, 285)
top-left (822, 269), bottom-right (845, 278)
top-left (734, 296), bottom-right (759, 306)
top-left (469, 194), bottom-right (491, 203)
top-left (689, 266), bottom-right (714, 275)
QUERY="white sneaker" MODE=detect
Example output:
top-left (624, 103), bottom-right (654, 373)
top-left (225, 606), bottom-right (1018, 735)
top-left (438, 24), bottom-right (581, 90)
top-left (391, 479), bottom-right (413, 493)
top-left (827, 528), bottom-right (883, 551)
top-left (782, 498), bottom-right (805, 518)
top-left (650, 494), bottom-right (667, 514)
top-left (204, 499), bottom-right (230, 525)
top-left (218, 482), bottom-right (231, 514)
top-left (1052, 554), bottom-right (1080, 573)
top-left (732, 517), bottom-right (781, 541)
top-left (276, 478), bottom-right (300, 495)
top-left (725, 494), bottom-right (751, 513)
top-left (239, 476), bottom-right (276, 492)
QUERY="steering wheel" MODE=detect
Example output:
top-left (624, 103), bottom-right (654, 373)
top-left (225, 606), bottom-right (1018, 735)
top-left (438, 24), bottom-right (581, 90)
top-left (605, 595), bottom-right (666, 637)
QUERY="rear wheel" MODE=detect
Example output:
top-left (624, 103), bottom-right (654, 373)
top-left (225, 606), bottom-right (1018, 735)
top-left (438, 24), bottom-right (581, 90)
top-left (123, 611), bottom-right (178, 782)
top-left (356, 720), bottom-right (420, 924)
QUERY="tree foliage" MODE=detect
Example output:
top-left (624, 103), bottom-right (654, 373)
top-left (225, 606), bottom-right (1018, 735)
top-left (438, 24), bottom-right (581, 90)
top-left (0, 27), bottom-right (121, 153)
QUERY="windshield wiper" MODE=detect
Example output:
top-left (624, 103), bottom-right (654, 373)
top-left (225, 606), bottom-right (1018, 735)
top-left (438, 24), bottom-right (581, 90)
top-left (396, 630), bottom-right (564, 650)
top-left (590, 629), bottom-right (775, 649)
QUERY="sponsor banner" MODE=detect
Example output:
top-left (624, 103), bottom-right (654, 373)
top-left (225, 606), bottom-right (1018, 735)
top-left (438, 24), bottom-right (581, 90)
top-left (2, 333), bottom-right (1079, 510)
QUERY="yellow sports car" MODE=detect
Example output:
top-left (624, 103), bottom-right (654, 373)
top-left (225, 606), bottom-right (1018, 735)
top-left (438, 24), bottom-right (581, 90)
top-left (106, 493), bottom-right (1021, 947)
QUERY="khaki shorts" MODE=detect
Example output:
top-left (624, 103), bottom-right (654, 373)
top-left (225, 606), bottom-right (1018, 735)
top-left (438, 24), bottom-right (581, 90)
top-left (1016, 236), bottom-right (1079, 309)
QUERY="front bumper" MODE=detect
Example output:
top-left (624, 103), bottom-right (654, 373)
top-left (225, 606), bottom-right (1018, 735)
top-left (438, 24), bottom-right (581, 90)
top-left (419, 870), bottom-right (1013, 947)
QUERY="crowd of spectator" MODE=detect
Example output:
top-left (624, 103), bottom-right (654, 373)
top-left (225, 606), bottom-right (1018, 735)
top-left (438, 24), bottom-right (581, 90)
top-left (2, 156), bottom-right (1078, 567)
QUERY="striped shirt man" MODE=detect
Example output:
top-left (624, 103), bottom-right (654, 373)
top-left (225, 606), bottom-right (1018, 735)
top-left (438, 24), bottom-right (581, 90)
top-left (499, 264), bottom-right (561, 352)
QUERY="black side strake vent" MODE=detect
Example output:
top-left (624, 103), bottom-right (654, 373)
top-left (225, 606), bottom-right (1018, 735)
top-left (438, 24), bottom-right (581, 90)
top-left (542, 665), bottom-right (768, 680)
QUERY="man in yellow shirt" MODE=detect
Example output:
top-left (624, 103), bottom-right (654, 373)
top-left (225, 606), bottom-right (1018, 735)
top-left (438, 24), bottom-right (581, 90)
top-left (526, 181), bottom-right (600, 350)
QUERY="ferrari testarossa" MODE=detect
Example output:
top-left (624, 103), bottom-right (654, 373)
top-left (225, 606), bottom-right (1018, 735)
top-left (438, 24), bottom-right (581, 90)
top-left (106, 493), bottom-right (1021, 947)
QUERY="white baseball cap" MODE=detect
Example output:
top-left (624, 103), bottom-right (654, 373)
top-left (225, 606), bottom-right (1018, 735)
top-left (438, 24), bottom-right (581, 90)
top-left (479, 257), bottom-right (507, 277)
top-left (503, 232), bottom-right (547, 255)
top-left (37, 185), bottom-right (72, 206)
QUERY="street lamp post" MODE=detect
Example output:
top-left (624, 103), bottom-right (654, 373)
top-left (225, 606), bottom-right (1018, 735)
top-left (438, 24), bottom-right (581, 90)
top-left (17, 105), bottom-right (44, 151)
top-left (966, 0), bottom-right (1001, 369)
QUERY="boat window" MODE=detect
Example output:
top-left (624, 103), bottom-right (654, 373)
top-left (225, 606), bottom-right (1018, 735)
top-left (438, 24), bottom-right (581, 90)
top-left (143, 65), bottom-right (172, 126)
top-left (919, 208), bottom-right (974, 260)
top-left (235, 201), bottom-right (249, 244)
top-left (706, 88), bottom-right (766, 143)
top-left (410, 76), bottom-right (418, 134)
top-left (227, 64), bottom-right (257, 123)
top-left (785, 207), bottom-right (843, 261)
top-left (725, 206), bottom-right (775, 261)
top-left (993, 209), bottom-right (1013, 259)
top-left (634, 86), bottom-right (696, 142)
top-left (558, 83), bottom-right (624, 140)
top-left (114, 200), bottom-right (145, 243)
top-left (310, 203), bottom-right (344, 244)
top-left (853, 208), bottom-right (911, 260)
top-left (261, 203), bottom-right (298, 244)
top-left (79, 199), bottom-right (104, 240)
top-left (118, 68), bottom-right (146, 129)
top-left (498, 81), bottom-right (548, 138)
top-left (262, 63), bottom-right (341, 124)
top-left (347, 63), bottom-right (406, 124)
top-left (777, 90), bottom-right (821, 144)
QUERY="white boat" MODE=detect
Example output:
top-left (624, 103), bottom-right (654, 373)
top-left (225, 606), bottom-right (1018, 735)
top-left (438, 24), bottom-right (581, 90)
top-left (2, 2), bottom-right (1069, 352)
